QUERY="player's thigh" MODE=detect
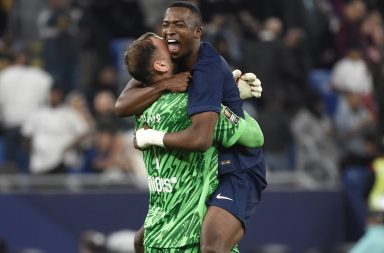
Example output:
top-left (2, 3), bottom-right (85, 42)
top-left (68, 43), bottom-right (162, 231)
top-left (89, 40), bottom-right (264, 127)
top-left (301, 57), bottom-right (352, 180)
top-left (201, 205), bottom-right (244, 249)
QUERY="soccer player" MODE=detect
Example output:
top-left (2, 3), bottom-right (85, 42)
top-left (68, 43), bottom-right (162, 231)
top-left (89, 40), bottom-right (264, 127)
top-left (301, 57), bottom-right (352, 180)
top-left (115, 2), bottom-right (267, 253)
top-left (126, 32), bottom-right (263, 253)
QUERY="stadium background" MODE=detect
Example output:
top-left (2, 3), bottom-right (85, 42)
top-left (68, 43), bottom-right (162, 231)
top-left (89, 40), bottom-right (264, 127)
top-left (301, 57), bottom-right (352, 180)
top-left (0, 0), bottom-right (383, 252)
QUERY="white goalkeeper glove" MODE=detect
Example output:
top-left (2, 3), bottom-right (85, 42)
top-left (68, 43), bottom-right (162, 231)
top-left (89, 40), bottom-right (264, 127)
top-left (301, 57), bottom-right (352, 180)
top-left (135, 128), bottom-right (165, 149)
top-left (232, 69), bottom-right (262, 99)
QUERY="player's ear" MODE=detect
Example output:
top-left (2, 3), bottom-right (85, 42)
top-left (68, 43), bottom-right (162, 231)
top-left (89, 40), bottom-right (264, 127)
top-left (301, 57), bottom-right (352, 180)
top-left (194, 26), bottom-right (203, 38)
top-left (154, 60), bottom-right (169, 73)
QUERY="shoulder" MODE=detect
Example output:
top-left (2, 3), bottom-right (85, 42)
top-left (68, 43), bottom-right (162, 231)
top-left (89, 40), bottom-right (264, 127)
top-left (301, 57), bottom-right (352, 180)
top-left (194, 42), bottom-right (222, 69)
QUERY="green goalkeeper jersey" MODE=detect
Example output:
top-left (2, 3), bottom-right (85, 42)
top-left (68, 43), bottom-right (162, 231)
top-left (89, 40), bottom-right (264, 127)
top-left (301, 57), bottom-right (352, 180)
top-left (135, 92), bottom-right (246, 248)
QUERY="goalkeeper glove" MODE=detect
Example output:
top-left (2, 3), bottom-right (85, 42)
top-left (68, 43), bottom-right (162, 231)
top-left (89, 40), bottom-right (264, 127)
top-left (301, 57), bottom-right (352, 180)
top-left (232, 69), bottom-right (262, 99)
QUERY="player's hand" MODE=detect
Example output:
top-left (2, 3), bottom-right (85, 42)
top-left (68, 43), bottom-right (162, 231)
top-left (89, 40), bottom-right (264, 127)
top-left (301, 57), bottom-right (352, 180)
top-left (232, 69), bottom-right (262, 99)
top-left (161, 72), bottom-right (191, 93)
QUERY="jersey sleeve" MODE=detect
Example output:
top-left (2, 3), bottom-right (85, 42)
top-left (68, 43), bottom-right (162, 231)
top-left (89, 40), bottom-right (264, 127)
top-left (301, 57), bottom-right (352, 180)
top-left (187, 64), bottom-right (223, 116)
top-left (214, 106), bottom-right (246, 148)
top-left (239, 111), bottom-right (264, 148)
top-left (214, 108), bottom-right (265, 148)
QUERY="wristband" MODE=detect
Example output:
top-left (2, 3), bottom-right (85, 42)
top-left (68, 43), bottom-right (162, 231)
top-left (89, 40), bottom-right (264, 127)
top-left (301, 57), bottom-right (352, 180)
top-left (136, 128), bottom-right (166, 148)
top-left (148, 129), bottom-right (165, 147)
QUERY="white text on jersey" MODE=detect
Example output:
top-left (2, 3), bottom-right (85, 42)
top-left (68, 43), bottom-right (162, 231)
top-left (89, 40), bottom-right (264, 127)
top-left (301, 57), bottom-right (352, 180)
top-left (148, 176), bottom-right (178, 193)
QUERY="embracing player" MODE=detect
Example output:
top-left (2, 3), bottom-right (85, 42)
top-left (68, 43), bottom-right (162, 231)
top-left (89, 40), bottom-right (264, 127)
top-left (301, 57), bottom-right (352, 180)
top-left (116, 2), bottom-right (267, 253)
top-left (125, 32), bottom-right (264, 252)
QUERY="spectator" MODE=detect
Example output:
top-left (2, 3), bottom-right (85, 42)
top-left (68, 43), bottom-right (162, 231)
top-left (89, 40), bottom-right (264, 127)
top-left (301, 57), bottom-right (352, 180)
top-left (360, 10), bottom-right (384, 137)
top-left (82, 128), bottom-right (133, 176)
top-left (282, 0), bottom-right (337, 68)
top-left (335, 0), bottom-right (366, 59)
top-left (87, 65), bottom-right (119, 104)
top-left (138, 0), bottom-right (173, 31)
top-left (258, 93), bottom-right (293, 172)
top-left (281, 27), bottom-right (312, 107)
top-left (290, 90), bottom-right (340, 187)
top-left (66, 91), bottom-right (95, 133)
top-left (65, 91), bottom-right (95, 171)
top-left (37, 0), bottom-right (83, 93)
top-left (0, 49), bottom-right (52, 172)
top-left (334, 91), bottom-right (377, 240)
top-left (7, 0), bottom-right (46, 43)
top-left (92, 91), bottom-right (128, 131)
top-left (0, 32), bottom-right (14, 70)
top-left (237, 9), bottom-right (260, 40)
top-left (334, 92), bottom-right (377, 167)
top-left (204, 12), bottom-right (243, 67)
top-left (21, 85), bottom-right (89, 174)
top-left (331, 43), bottom-right (376, 115)
top-left (120, 130), bottom-right (147, 189)
top-left (331, 43), bottom-right (373, 96)
top-left (240, 17), bottom-right (285, 105)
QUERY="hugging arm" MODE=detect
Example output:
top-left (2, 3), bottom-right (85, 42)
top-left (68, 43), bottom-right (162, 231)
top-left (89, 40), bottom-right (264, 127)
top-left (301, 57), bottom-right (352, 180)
top-left (115, 79), bottom-right (165, 117)
top-left (135, 108), bottom-right (264, 151)
top-left (115, 72), bottom-right (190, 117)
top-left (163, 111), bottom-right (218, 152)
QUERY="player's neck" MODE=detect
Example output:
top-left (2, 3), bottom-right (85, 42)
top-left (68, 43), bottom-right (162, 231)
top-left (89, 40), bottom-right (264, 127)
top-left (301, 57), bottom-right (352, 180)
top-left (189, 42), bottom-right (201, 69)
top-left (153, 73), bottom-right (172, 83)
top-left (175, 42), bottom-right (200, 71)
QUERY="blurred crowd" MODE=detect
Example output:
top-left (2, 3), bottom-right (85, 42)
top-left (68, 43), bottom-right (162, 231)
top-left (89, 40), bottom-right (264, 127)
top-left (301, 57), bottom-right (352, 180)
top-left (0, 0), bottom-right (383, 191)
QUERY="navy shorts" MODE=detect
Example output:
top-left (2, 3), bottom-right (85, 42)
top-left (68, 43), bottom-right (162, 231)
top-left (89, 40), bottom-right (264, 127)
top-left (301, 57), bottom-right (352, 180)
top-left (206, 160), bottom-right (267, 231)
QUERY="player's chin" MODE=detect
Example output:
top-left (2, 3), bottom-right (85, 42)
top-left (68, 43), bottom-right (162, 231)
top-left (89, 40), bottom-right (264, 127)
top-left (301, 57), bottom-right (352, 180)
top-left (170, 52), bottom-right (182, 60)
top-left (170, 48), bottom-right (186, 59)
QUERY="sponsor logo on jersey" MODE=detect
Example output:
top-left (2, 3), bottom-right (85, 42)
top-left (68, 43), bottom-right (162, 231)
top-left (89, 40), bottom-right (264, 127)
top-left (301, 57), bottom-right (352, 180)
top-left (138, 114), bottom-right (161, 124)
top-left (148, 176), bottom-right (178, 193)
top-left (223, 107), bottom-right (239, 126)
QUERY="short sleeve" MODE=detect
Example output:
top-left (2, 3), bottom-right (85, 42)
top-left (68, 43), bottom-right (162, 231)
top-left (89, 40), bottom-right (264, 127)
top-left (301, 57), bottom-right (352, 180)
top-left (187, 63), bottom-right (223, 116)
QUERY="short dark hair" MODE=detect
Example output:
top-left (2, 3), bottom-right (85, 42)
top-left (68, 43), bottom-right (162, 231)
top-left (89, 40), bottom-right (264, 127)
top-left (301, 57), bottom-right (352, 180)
top-left (124, 32), bottom-right (158, 84)
top-left (169, 1), bottom-right (202, 26)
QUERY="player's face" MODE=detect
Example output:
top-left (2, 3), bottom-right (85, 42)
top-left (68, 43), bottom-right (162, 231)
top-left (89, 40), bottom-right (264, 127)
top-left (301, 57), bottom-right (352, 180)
top-left (161, 7), bottom-right (198, 59)
top-left (151, 36), bottom-right (175, 73)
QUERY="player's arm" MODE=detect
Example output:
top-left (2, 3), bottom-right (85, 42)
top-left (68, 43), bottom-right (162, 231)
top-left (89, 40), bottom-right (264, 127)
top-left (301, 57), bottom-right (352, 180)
top-left (115, 72), bottom-right (190, 117)
top-left (164, 109), bottom-right (264, 150)
top-left (167, 69), bottom-right (263, 150)
top-left (135, 111), bottom-right (218, 152)
top-left (135, 109), bottom-right (263, 151)
top-left (238, 111), bottom-right (264, 147)
top-left (215, 107), bottom-right (264, 148)
top-left (165, 111), bottom-right (218, 151)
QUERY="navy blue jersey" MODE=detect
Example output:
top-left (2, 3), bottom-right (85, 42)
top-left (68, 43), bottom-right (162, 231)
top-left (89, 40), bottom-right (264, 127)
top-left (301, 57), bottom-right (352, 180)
top-left (188, 42), bottom-right (264, 175)
top-left (188, 42), bottom-right (244, 118)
